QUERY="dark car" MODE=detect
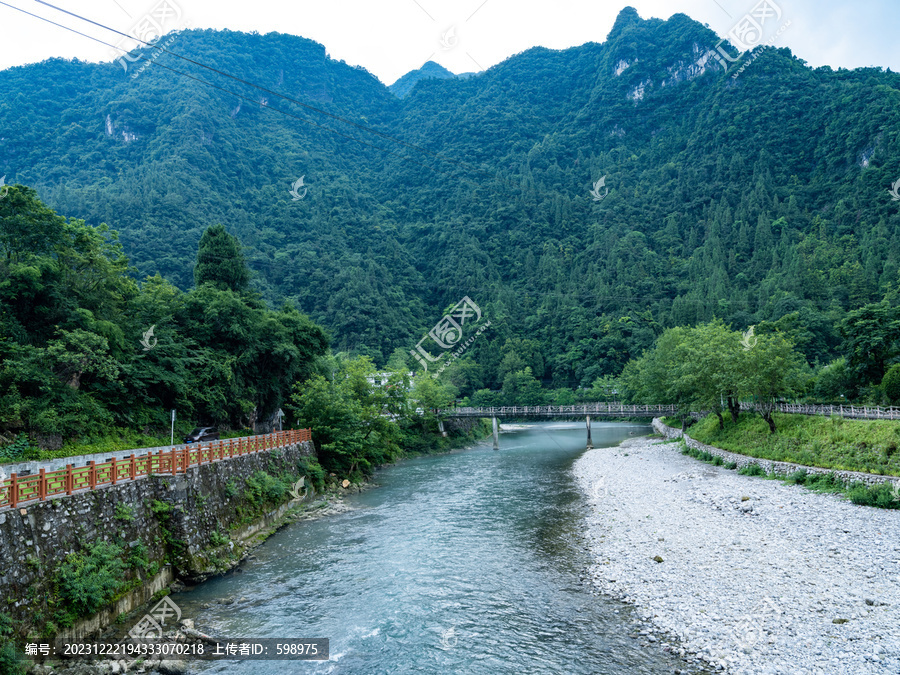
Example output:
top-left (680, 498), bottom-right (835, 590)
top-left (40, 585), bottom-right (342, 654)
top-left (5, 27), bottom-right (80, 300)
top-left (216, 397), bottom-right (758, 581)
top-left (183, 426), bottom-right (219, 444)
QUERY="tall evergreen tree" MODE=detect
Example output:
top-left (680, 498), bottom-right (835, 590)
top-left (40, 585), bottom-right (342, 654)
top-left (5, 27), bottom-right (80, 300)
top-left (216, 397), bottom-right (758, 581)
top-left (194, 224), bottom-right (250, 292)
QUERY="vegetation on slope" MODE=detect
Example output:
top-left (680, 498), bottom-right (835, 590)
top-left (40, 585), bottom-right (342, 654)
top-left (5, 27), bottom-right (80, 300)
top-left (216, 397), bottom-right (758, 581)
top-left (686, 413), bottom-right (900, 476)
top-left (0, 10), bottom-right (897, 396)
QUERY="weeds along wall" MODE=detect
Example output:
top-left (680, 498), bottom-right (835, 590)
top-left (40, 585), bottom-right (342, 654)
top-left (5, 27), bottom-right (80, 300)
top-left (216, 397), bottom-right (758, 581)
top-left (0, 440), bottom-right (315, 639)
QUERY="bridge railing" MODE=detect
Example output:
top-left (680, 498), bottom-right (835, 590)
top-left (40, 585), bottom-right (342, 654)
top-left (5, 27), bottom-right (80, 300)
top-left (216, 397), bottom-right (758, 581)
top-left (772, 403), bottom-right (900, 420)
top-left (444, 404), bottom-right (680, 417)
top-left (443, 402), bottom-right (900, 422)
top-left (0, 428), bottom-right (312, 511)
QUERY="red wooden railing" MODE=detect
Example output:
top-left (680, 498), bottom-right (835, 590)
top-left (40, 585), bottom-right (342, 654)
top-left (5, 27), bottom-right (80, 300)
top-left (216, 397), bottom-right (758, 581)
top-left (0, 429), bottom-right (311, 510)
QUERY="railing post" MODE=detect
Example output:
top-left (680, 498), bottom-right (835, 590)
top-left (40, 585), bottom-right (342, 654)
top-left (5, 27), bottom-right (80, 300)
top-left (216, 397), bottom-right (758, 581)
top-left (10, 474), bottom-right (17, 508)
top-left (171, 448), bottom-right (177, 475)
top-left (39, 468), bottom-right (46, 500)
top-left (88, 461), bottom-right (96, 490)
top-left (110, 457), bottom-right (117, 485)
top-left (66, 464), bottom-right (73, 495)
top-left (492, 417), bottom-right (499, 451)
top-left (586, 416), bottom-right (592, 449)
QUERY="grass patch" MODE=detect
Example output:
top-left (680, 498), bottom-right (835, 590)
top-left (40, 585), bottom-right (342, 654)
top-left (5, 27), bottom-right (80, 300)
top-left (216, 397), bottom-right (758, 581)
top-left (738, 463), bottom-right (767, 477)
top-left (677, 422), bottom-right (900, 509)
top-left (685, 413), bottom-right (900, 476)
top-left (679, 442), bottom-right (736, 469)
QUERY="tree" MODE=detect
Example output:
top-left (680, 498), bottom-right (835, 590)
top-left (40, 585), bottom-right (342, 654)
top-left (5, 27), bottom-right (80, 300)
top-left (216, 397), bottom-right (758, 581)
top-left (841, 301), bottom-right (900, 388)
top-left (743, 333), bottom-right (808, 433)
top-left (194, 224), bottom-right (250, 292)
top-left (501, 367), bottom-right (547, 406)
top-left (812, 357), bottom-right (856, 402)
top-left (410, 374), bottom-right (456, 414)
top-left (621, 325), bottom-right (694, 428)
top-left (385, 347), bottom-right (410, 372)
top-left (289, 355), bottom-right (402, 477)
top-left (882, 364), bottom-right (900, 404)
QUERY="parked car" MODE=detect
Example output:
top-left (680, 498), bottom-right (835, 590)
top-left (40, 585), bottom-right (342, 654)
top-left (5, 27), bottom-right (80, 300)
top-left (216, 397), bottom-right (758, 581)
top-left (183, 426), bottom-right (219, 444)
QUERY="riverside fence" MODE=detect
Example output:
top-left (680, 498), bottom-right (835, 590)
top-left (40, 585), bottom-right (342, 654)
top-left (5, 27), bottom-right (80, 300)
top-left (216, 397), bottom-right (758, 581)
top-left (0, 428), bottom-right (311, 510)
top-left (771, 403), bottom-right (900, 420)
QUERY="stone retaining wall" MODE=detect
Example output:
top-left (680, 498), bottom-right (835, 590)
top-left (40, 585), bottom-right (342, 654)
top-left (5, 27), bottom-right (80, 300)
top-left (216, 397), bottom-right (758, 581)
top-left (0, 441), bottom-right (315, 638)
top-left (651, 418), bottom-right (899, 488)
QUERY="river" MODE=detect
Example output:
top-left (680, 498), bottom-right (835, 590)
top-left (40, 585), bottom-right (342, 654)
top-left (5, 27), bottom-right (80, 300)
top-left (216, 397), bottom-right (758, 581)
top-left (177, 422), bottom-right (700, 674)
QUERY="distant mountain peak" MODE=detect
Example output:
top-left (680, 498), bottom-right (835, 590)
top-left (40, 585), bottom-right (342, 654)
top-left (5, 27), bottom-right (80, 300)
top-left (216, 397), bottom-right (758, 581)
top-left (607, 6), bottom-right (643, 40)
top-left (389, 61), bottom-right (458, 98)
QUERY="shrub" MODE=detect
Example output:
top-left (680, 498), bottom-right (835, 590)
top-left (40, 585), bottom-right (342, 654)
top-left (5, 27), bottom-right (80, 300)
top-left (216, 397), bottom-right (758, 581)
top-left (805, 472), bottom-right (841, 490)
top-left (0, 434), bottom-right (42, 462)
top-left (209, 530), bottom-right (229, 547)
top-left (787, 469), bottom-right (808, 485)
top-left (298, 458), bottom-right (326, 492)
top-left (224, 479), bottom-right (238, 499)
top-left (148, 500), bottom-right (171, 520)
top-left (724, 461), bottom-right (738, 470)
top-left (0, 613), bottom-right (25, 675)
top-left (847, 481), bottom-right (900, 509)
top-left (243, 471), bottom-right (291, 506)
top-left (128, 541), bottom-right (151, 572)
top-left (738, 463), bottom-right (766, 477)
top-left (114, 503), bottom-right (135, 523)
top-left (56, 541), bottom-right (127, 617)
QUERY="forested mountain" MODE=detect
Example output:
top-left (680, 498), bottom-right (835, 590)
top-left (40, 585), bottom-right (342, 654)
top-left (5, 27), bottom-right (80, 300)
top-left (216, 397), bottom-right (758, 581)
top-left (388, 60), bottom-right (458, 98)
top-left (2, 7), bottom-right (899, 393)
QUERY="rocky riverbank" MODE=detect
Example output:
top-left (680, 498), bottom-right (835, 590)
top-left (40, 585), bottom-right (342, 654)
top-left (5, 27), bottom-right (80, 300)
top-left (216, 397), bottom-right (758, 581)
top-left (573, 435), bottom-right (900, 675)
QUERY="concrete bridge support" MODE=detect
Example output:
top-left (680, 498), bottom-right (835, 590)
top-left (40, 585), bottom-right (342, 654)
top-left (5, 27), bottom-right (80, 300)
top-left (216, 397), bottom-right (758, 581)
top-left (492, 417), bottom-right (499, 450)
top-left (586, 415), bottom-right (593, 449)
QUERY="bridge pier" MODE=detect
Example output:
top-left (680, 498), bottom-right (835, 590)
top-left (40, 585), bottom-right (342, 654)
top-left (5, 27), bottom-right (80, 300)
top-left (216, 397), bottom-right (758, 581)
top-left (492, 417), bottom-right (499, 450)
top-left (586, 415), bottom-right (593, 449)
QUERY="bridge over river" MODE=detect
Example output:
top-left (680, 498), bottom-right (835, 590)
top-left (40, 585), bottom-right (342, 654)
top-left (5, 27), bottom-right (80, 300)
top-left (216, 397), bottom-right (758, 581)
top-left (437, 402), bottom-right (900, 450)
top-left (438, 404), bottom-right (678, 450)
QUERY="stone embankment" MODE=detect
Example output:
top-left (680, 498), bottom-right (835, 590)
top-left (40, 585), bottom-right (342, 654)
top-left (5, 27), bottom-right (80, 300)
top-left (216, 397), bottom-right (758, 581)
top-left (574, 433), bottom-right (900, 675)
top-left (1, 440), bottom-right (315, 641)
top-left (653, 418), bottom-right (898, 488)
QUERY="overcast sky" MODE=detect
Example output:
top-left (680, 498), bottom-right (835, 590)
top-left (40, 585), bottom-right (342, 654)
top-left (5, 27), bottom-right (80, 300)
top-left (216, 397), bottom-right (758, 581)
top-left (0, 0), bottom-right (896, 84)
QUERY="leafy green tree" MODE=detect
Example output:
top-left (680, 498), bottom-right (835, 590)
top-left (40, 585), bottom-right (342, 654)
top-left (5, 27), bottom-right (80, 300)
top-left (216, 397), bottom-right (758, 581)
top-left (289, 355), bottom-right (401, 477)
top-left (881, 364), bottom-right (900, 404)
top-left (840, 301), bottom-right (900, 388)
top-left (410, 373), bottom-right (456, 413)
top-left (385, 347), bottom-right (411, 372)
top-left (621, 326), bottom-right (694, 425)
top-left (812, 357), bottom-right (857, 402)
top-left (581, 375), bottom-right (620, 402)
top-left (501, 367), bottom-right (547, 406)
top-left (743, 333), bottom-right (808, 433)
top-left (550, 388), bottom-right (577, 405)
top-left (194, 224), bottom-right (250, 292)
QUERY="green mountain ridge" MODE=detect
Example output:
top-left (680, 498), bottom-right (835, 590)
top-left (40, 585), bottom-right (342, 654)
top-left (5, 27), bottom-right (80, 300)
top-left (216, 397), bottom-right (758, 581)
top-left (1, 7), bottom-right (899, 390)
top-left (389, 60), bottom-right (460, 98)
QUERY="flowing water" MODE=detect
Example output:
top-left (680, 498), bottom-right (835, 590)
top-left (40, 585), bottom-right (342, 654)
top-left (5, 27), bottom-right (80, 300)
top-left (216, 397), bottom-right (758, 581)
top-left (180, 422), bottom-right (697, 674)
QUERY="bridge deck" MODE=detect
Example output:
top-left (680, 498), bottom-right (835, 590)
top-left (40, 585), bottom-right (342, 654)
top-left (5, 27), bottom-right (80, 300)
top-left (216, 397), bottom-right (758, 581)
top-left (442, 404), bottom-right (677, 418)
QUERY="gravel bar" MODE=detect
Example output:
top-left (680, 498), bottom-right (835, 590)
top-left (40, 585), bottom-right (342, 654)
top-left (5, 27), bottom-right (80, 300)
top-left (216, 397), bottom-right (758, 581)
top-left (573, 435), bottom-right (900, 675)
